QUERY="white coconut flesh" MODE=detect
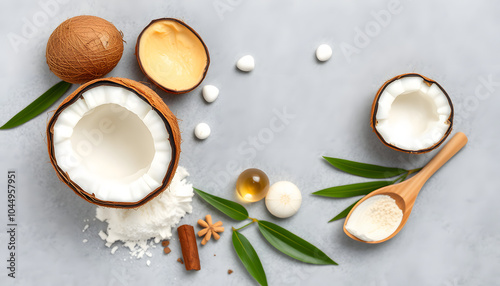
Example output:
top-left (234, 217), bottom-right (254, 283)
top-left (52, 85), bottom-right (172, 203)
top-left (375, 76), bottom-right (452, 151)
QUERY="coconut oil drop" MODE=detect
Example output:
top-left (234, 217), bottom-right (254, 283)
top-left (236, 168), bottom-right (270, 202)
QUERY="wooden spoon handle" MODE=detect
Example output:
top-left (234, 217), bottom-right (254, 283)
top-left (414, 132), bottom-right (468, 184)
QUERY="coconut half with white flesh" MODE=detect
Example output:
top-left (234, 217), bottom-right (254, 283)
top-left (370, 73), bottom-right (454, 154)
top-left (47, 77), bottom-right (181, 208)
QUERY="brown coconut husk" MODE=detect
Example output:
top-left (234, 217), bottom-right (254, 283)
top-left (46, 15), bottom-right (124, 84)
top-left (135, 18), bottom-right (210, 94)
top-left (370, 73), bottom-right (454, 154)
top-left (46, 77), bottom-right (181, 208)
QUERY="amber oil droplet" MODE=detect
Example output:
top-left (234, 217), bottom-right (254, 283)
top-left (236, 168), bottom-right (270, 202)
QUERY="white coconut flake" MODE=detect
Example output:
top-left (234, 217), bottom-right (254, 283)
top-left (137, 250), bottom-right (145, 259)
top-left (98, 230), bottom-right (108, 240)
top-left (83, 239), bottom-right (88, 243)
top-left (111, 246), bottom-right (119, 254)
top-left (146, 260), bottom-right (151, 266)
top-left (95, 167), bottom-right (193, 259)
top-left (82, 224), bottom-right (89, 232)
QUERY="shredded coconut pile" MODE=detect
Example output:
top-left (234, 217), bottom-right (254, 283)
top-left (95, 167), bottom-right (193, 259)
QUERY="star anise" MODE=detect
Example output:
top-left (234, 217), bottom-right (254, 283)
top-left (197, 214), bottom-right (224, 245)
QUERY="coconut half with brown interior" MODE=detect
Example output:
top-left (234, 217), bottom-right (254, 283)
top-left (47, 77), bottom-right (181, 208)
top-left (370, 73), bottom-right (453, 154)
top-left (135, 18), bottom-right (210, 94)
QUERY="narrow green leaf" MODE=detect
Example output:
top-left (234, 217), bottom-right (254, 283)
top-left (312, 181), bottom-right (393, 198)
top-left (257, 220), bottom-right (337, 265)
top-left (328, 199), bottom-right (361, 222)
top-left (232, 231), bottom-right (268, 286)
top-left (0, 81), bottom-right (72, 130)
top-left (194, 188), bottom-right (249, 221)
top-left (323, 157), bottom-right (407, 179)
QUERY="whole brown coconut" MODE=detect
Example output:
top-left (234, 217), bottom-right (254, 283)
top-left (46, 15), bottom-right (124, 84)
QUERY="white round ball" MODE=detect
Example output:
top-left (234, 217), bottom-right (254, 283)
top-left (316, 44), bottom-right (332, 62)
top-left (202, 85), bottom-right (219, 103)
top-left (236, 55), bottom-right (255, 72)
top-left (265, 181), bottom-right (302, 218)
top-left (194, 123), bottom-right (211, 140)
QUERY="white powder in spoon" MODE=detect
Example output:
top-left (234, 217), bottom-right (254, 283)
top-left (95, 166), bottom-right (193, 258)
top-left (345, 194), bottom-right (403, 242)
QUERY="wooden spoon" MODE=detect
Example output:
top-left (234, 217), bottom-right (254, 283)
top-left (343, 132), bottom-right (468, 244)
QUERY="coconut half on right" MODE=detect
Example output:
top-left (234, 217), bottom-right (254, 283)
top-left (371, 73), bottom-right (454, 154)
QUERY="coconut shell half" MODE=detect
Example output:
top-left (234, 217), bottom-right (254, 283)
top-left (47, 77), bottom-right (181, 208)
top-left (135, 18), bottom-right (210, 94)
top-left (370, 73), bottom-right (454, 154)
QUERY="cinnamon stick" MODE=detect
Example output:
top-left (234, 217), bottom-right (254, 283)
top-left (177, 224), bottom-right (201, 271)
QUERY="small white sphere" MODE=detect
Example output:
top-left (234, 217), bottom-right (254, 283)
top-left (316, 44), bottom-right (332, 62)
top-left (236, 55), bottom-right (255, 72)
top-left (265, 181), bottom-right (302, 218)
top-left (194, 123), bottom-right (211, 140)
top-left (202, 85), bottom-right (219, 103)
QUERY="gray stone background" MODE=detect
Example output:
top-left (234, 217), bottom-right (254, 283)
top-left (1, 0), bottom-right (499, 285)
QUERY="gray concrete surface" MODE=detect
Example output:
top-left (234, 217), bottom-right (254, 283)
top-left (1, 0), bottom-right (499, 285)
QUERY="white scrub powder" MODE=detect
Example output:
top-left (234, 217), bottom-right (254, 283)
top-left (345, 195), bottom-right (403, 242)
top-left (95, 167), bottom-right (193, 258)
